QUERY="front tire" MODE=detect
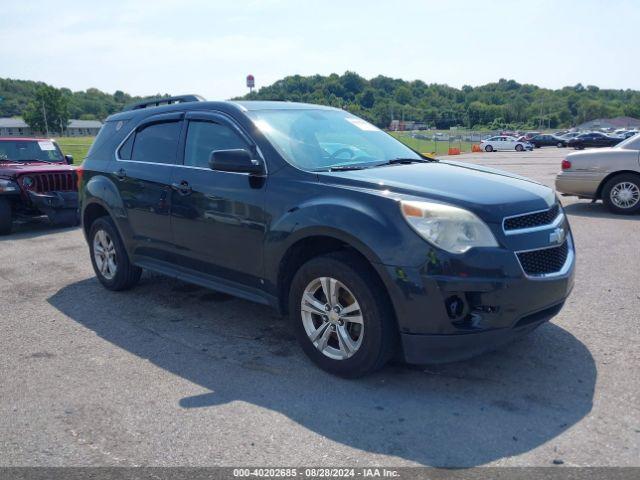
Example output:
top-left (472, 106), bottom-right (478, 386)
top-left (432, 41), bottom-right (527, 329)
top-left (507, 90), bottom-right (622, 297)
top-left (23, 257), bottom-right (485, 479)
top-left (0, 198), bottom-right (13, 235)
top-left (515, 144), bottom-right (524, 152)
top-left (602, 174), bottom-right (640, 214)
top-left (89, 216), bottom-right (142, 290)
top-left (289, 251), bottom-right (397, 378)
top-left (484, 145), bottom-right (493, 152)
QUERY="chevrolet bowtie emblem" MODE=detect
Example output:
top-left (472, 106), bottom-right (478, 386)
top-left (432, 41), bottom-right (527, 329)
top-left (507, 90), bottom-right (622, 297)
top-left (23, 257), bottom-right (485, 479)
top-left (549, 227), bottom-right (566, 245)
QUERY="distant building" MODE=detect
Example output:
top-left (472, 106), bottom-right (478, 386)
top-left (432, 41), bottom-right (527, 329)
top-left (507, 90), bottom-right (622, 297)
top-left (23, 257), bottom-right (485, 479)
top-left (0, 117), bottom-right (32, 137)
top-left (66, 119), bottom-right (103, 136)
top-left (0, 117), bottom-right (103, 137)
top-left (576, 116), bottom-right (640, 130)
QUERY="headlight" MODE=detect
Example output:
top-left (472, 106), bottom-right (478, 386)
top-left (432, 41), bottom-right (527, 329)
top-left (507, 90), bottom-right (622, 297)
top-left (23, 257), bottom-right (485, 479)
top-left (0, 178), bottom-right (19, 194)
top-left (400, 200), bottom-right (498, 254)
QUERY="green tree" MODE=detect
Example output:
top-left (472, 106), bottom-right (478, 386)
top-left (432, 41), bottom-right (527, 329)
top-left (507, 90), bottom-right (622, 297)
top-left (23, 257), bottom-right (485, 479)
top-left (358, 88), bottom-right (376, 109)
top-left (23, 85), bottom-right (69, 134)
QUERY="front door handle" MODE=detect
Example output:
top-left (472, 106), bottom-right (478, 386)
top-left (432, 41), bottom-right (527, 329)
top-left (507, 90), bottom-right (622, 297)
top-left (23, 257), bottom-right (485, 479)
top-left (113, 168), bottom-right (127, 180)
top-left (171, 181), bottom-right (192, 195)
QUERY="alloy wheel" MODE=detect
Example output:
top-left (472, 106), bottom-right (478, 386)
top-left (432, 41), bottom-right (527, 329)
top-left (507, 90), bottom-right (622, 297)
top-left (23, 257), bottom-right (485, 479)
top-left (300, 277), bottom-right (364, 360)
top-left (610, 181), bottom-right (640, 209)
top-left (93, 229), bottom-right (117, 280)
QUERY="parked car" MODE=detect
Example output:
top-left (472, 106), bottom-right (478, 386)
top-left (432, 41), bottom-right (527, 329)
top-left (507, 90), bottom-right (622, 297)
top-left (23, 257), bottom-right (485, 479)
top-left (567, 132), bottom-right (622, 149)
top-left (556, 134), bottom-right (640, 214)
top-left (80, 96), bottom-right (575, 377)
top-left (560, 132), bottom-right (581, 140)
top-left (619, 130), bottom-right (638, 139)
top-left (523, 131), bottom-right (541, 140)
top-left (480, 136), bottom-right (533, 152)
top-left (0, 137), bottom-right (78, 235)
top-left (530, 134), bottom-right (568, 148)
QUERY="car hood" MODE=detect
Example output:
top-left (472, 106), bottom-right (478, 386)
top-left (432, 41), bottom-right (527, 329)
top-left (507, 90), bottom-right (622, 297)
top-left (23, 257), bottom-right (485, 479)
top-left (317, 161), bottom-right (555, 223)
top-left (0, 162), bottom-right (75, 178)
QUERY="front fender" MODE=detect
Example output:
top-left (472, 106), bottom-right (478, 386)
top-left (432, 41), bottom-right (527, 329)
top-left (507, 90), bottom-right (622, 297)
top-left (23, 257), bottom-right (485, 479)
top-left (264, 192), bottom-right (431, 285)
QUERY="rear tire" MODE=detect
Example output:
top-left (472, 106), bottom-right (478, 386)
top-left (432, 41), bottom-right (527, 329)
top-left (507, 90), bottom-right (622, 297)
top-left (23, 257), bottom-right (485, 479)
top-left (602, 173), bottom-right (640, 215)
top-left (484, 145), bottom-right (493, 152)
top-left (0, 198), bottom-right (13, 235)
top-left (289, 251), bottom-right (398, 378)
top-left (89, 216), bottom-right (142, 291)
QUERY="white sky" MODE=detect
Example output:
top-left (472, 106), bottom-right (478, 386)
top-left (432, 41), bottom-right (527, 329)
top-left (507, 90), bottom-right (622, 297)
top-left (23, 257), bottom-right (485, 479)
top-left (1, 0), bottom-right (636, 99)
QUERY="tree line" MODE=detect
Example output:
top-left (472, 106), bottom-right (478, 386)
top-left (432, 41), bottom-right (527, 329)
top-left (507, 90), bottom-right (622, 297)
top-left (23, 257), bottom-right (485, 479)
top-left (2, 74), bottom-right (640, 131)
top-left (0, 78), bottom-right (163, 133)
top-left (238, 72), bottom-right (640, 130)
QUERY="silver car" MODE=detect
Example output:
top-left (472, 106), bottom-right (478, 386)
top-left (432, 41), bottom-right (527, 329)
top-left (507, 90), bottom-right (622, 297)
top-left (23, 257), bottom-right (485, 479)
top-left (556, 134), bottom-right (640, 214)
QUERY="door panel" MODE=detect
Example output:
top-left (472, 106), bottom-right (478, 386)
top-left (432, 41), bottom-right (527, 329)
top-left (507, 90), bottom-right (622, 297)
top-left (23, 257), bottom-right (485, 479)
top-left (113, 113), bottom-right (183, 260)
top-left (170, 113), bottom-right (267, 287)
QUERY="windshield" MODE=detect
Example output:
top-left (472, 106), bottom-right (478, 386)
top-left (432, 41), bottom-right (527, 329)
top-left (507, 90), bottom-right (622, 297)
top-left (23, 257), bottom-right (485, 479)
top-left (615, 133), bottom-right (640, 150)
top-left (247, 109), bottom-right (421, 171)
top-left (0, 140), bottom-right (64, 163)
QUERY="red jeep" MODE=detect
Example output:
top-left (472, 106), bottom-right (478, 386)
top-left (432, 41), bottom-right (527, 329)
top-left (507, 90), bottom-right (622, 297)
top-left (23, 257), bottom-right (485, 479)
top-left (0, 138), bottom-right (79, 235)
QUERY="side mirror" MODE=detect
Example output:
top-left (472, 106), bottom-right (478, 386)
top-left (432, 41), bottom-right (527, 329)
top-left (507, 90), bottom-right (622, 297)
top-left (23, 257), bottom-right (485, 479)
top-left (64, 154), bottom-right (73, 165)
top-left (209, 149), bottom-right (264, 175)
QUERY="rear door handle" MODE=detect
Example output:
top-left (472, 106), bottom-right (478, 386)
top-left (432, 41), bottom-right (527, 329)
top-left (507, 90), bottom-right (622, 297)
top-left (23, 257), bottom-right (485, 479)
top-left (113, 168), bottom-right (127, 180)
top-left (171, 181), bottom-right (192, 195)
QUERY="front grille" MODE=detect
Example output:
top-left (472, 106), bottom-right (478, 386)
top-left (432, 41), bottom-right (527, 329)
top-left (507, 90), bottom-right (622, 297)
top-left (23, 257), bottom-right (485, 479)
top-left (504, 203), bottom-right (560, 231)
top-left (517, 241), bottom-right (569, 276)
top-left (19, 172), bottom-right (77, 193)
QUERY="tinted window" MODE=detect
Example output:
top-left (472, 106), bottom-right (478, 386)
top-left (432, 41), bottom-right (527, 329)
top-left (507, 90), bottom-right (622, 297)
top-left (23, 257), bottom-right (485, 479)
top-left (131, 121), bottom-right (181, 164)
top-left (184, 120), bottom-right (247, 168)
top-left (118, 133), bottom-right (134, 160)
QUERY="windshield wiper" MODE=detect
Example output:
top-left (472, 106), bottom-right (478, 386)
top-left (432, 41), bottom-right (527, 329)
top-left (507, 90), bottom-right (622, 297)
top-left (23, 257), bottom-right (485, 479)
top-left (384, 157), bottom-right (434, 165)
top-left (328, 165), bottom-right (368, 171)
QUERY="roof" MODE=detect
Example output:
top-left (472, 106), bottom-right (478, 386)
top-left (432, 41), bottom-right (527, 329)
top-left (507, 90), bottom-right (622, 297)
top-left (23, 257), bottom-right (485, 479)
top-left (67, 119), bottom-right (103, 128)
top-left (230, 101), bottom-right (337, 111)
top-left (0, 117), bottom-right (103, 129)
top-left (106, 99), bottom-right (337, 122)
top-left (0, 137), bottom-right (53, 141)
top-left (577, 116), bottom-right (640, 128)
top-left (0, 118), bottom-right (28, 128)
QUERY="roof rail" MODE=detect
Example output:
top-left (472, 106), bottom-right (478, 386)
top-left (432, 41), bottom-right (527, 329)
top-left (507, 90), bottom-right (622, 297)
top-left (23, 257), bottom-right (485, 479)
top-left (123, 94), bottom-right (206, 111)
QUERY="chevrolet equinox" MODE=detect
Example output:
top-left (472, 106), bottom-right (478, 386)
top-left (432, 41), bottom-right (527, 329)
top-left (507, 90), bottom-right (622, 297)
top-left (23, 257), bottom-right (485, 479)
top-left (79, 96), bottom-right (575, 377)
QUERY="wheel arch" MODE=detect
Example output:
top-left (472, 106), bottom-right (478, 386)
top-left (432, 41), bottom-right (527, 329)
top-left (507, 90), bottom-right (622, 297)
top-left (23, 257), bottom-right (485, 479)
top-left (275, 230), bottom-right (392, 317)
top-left (596, 170), bottom-right (640, 199)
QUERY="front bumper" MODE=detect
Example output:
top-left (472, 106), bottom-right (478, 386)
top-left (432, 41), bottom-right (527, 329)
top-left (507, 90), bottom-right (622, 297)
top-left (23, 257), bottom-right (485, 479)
top-left (27, 190), bottom-right (79, 224)
top-left (379, 235), bottom-right (575, 364)
top-left (400, 300), bottom-right (566, 364)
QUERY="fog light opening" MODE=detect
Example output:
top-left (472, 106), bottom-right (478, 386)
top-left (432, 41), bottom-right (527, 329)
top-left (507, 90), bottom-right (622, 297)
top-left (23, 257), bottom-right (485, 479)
top-left (445, 295), bottom-right (465, 320)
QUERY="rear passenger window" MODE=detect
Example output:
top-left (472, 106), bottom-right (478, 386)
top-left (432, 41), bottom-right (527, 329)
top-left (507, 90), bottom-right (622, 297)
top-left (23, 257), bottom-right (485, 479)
top-left (184, 120), bottom-right (247, 169)
top-left (131, 121), bottom-right (182, 164)
top-left (118, 133), bottom-right (134, 160)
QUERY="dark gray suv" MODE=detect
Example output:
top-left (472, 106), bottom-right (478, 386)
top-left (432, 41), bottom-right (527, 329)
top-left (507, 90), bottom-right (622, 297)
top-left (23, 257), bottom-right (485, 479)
top-left (79, 95), bottom-right (575, 377)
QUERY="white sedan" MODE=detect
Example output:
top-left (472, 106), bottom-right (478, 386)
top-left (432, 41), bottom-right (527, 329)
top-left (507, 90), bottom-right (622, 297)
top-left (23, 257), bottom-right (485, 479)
top-left (480, 136), bottom-right (533, 152)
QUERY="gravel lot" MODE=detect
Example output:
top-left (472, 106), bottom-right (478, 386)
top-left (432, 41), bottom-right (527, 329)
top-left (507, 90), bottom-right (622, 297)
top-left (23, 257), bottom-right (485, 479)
top-left (1, 147), bottom-right (638, 467)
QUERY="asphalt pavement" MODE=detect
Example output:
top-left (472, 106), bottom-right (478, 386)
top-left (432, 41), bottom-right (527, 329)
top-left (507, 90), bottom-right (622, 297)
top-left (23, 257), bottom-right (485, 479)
top-left (0, 147), bottom-right (638, 467)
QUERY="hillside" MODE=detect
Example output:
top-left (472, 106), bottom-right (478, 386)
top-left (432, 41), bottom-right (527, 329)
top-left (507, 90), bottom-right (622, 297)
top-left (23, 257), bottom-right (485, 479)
top-left (3, 74), bottom-right (640, 130)
top-left (0, 78), bottom-right (165, 121)
top-left (237, 72), bottom-right (640, 129)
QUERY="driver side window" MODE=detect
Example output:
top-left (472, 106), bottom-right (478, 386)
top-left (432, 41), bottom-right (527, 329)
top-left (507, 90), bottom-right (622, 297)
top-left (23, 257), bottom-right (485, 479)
top-left (184, 120), bottom-right (247, 169)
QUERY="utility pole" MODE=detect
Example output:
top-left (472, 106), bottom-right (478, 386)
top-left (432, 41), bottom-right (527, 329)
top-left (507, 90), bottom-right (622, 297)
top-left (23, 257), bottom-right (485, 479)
top-left (41, 99), bottom-right (50, 137)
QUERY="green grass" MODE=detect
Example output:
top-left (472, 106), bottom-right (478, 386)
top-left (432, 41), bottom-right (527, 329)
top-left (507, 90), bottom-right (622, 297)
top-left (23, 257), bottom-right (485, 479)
top-left (54, 136), bottom-right (94, 164)
top-left (390, 132), bottom-right (476, 156)
top-left (51, 132), bottom-right (478, 164)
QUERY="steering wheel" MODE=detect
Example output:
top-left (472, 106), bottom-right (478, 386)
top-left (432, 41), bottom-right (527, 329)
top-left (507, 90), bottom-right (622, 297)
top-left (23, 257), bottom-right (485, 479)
top-left (329, 148), bottom-right (355, 160)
